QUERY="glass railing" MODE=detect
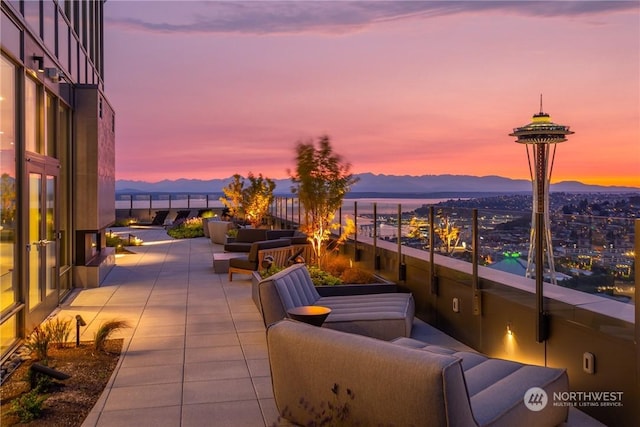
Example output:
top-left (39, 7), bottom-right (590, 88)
top-left (115, 193), bottom-right (636, 305)
top-left (333, 199), bottom-right (636, 305)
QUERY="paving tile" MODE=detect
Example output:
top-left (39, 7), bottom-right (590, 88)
top-left (119, 348), bottom-right (184, 368)
top-left (101, 382), bottom-right (183, 411)
top-left (184, 345), bottom-right (244, 363)
top-left (182, 400), bottom-right (265, 427)
top-left (112, 363), bottom-right (183, 387)
top-left (241, 343), bottom-right (268, 360)
top-left (182, 378), bottom-right (256, 405)
top-left (238, 331), bottom-right (267, 346)
top-left (134, 322), bottom-right (186, 338)
top-left (185, 332), bottom-right (240, 348)
top-left (93, 405), bottom-right (182, 427)
top-left (252, 376), bottom-right (274, 400)
top-left (246, 358), bottom-right (271, 378)
top-left (184, 360), bottom-right (250, 382)
top-left (186, 320), bottom-right (236, 335)
top-left (127, 335), bottom-right (185, 352)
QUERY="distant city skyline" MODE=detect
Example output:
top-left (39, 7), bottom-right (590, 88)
top-left (104, 1), bottom-right (639, 187)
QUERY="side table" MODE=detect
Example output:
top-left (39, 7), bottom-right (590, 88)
top-left (287, 306), bottom-right (332, 327)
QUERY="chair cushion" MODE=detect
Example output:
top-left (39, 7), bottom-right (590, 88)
top-left (228, 256), bottom-right (253, 270)
top-left (236, 228), bottom-right (267, 243)
top-left (390, 339), bottom-right (569, 427)
top-left (317, 293), bottom-right (415, 340)
top-left (263, 264), bottom-right (414, 340)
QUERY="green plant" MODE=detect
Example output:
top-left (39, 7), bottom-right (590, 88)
top-left (44, 317), bottom-right (72, 349)
top-left (226, 228), bottom-right (238, 238)
top-left (94, 319), bottom-right (130, 351)
top-left (307, 266), bottom-right (343, 286)
top-left (112, 217), bottom-right (137, 227)
top-left (25, 326), bottom-right (51, 361)
top-left (167, 217), bottom-right (204, 239)
top-left (9, 389), bottom-right (47, 423)
top-left (242, 172), bottom-right (276, 227)
top-left (289, 135), bottom-right (359, 267)
top-left (26, 368), bottom-right (54, 392)
top-left (219, 172), bottom-right (276, 227)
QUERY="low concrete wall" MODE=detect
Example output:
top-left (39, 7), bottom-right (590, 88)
top-left (340, 237), bottom-right (637, 426)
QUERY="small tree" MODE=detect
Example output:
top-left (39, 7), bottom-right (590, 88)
top-left (220, 173), bottom-right (276, 227)
top-left (289, 135), bottom-right (358, 267)
top-left (219, 174), bottom-right (245, 219)
top-left (434, 210), bottom-right (460, 254)
top-left (243, 172), bottom-right (276, 227)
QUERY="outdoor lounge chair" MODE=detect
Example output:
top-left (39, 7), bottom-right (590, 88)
top-left (228, 239), bottom-right (293, 281)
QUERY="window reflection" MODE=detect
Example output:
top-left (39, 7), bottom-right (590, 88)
top-left (1, 56), bottom-right (17, 317)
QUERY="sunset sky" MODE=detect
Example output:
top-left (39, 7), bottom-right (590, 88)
top-left (104, 1), bottom-right (639, 187)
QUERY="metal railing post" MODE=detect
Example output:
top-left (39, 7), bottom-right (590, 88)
top-left (472, 209), bottom-right (482, 315)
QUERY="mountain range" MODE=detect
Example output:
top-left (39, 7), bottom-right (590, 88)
top-left (115, 173), bottom-right (639, 197)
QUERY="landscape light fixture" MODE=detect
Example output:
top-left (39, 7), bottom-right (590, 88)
top-left (32, 55), bottom-right (44, 72)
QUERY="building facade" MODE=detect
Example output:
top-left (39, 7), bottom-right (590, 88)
top-left (1, 0), bottom-right (115, 360)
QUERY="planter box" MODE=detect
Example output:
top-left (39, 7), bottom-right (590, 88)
top-left (315, 281), bottom-right (397, 297)
top-left (251, 271), bottom-right (397, 314)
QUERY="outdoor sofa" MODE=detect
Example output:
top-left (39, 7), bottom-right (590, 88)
top-left (223, 228), bottom-right (268, 252)
top-left (267, 319), bottom-right (569, 427)
top-left (258, 263), bottom-right (414, 340)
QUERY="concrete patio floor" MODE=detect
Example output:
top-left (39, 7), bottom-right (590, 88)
top-left (48, 226), bottom-right (601, 427)
top-left (51, 226), bottom-right (283, 427)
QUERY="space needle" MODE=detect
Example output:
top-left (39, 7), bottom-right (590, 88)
top-left (509, 97), bottom-right (574, 285)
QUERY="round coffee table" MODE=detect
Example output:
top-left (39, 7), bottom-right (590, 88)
top-left (287, 305), bottom-right (332, 327)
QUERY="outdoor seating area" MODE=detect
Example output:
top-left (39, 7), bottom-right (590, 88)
top-left (258, 263), bottom-right (415, 340)
top-left (267, 320), bottom-right (569, 427)
top-left (46, 228), bottom-right (604, 426)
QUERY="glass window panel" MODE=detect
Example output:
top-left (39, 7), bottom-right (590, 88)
top-left (29, 173), bottom-right (41, 310)
top-left (45, 92), bottom-right (55, 157)
top-left (25, 78), bottom-right (39, 153)
top-left (79, 49), bottom-right (86, 83)
top-left (45, 175), bottom-right (56, 297)
top-left (64, 0), bottom-right (72, 22)
top-left (1, 10), bottom-right (21, 56)
top-left (43, 1), bottom-right (56, 54)
top-left (0, 56), bottom-right (17, 313)
top-left (70, 39), bottom-right (78, 82)
top-left (6, 1), bottom-right (21, 15)
top-left (58, 20), bottom-right (69, 72)
top-left (1, 316), bottom-right (17, 356)
top-left (23, 0), bottom-right (41, 38)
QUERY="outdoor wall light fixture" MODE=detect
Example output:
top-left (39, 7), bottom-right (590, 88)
top-left (506, 323), bottom-right (513, 337)
top-left (45, 67), bottom-right (60, 82)
top-left (32, 55), bottom-right (44, 72)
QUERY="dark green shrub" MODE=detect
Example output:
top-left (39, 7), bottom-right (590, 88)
top-left (9, 389), bottom-right (46, 423)
top-left (167, 217), bottom-right (204, 239)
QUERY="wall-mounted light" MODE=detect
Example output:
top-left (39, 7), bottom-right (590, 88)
top-left (32, 55), bottom-right (44, 72)
top-left (45, 67), bottom-right (60, 83)
top-left (506, 323), bottom-right (513, 337)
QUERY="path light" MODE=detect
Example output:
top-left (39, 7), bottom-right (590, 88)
top-left (76, 315), bottom-right (86, 347)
